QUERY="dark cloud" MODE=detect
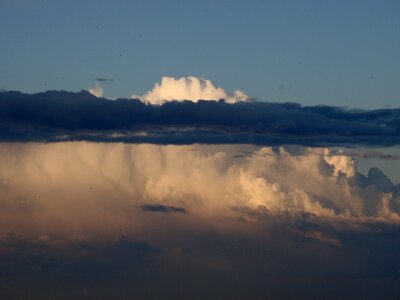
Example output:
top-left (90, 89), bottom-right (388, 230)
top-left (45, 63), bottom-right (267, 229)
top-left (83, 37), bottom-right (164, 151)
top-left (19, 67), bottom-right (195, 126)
top-left (1, 221), bottom-right (400, 300)
top-left (141, 204), bottom-right (187, 213)
top-left (95, 77), bottom-right (115, 82)
top-left (333, 149), bottom-right (400, 160)
top-left (0, 90), bottom-right (399, 145)
top-left (0, 234), bottom-right (158, 278)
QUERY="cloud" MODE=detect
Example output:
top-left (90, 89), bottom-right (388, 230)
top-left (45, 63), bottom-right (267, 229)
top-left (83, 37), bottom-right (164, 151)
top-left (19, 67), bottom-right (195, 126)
top-left (306, 147), bottom-right (357, 177)
top-left (132, 76), bottom-right (250, 104)
top-left (303, 230), bottom-right (343, 246)
top-left (87, 84), bottom-right (103, 97)
top-left (95, 77), bottom-right (115, 82)
top-left (0, 90), bottom-right (400, 145)
top-left (140, 204), bottom-right (187, 213)
top-left (0, 142), bottom-right (400, 299)
top-left (0, 142), bottom-right (398, 228)
top-left (332, 149), bottom-right (400, 160)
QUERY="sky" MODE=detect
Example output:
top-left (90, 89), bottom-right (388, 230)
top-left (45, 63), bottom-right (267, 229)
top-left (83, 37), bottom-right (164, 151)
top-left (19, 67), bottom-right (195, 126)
top-left (1, 0), bottom-right (399, 108)
top-left (1, 2), bottom-right (400, 298)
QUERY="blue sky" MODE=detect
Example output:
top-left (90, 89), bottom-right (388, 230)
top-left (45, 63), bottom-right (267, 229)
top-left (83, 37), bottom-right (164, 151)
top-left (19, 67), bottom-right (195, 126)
top-left (0, 0), bottom-right (399, 108)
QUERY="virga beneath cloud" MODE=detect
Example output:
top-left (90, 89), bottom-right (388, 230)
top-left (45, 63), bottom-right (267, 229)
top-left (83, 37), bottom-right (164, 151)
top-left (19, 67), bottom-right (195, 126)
top-left (0, 142), bottom-right (398, 235)
top-left (0, 142), bottom-right (399, 299)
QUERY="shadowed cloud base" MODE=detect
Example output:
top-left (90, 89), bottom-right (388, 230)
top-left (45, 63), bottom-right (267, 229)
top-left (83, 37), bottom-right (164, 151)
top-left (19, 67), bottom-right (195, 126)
top-left (0, 90), bottom-right (399, 145)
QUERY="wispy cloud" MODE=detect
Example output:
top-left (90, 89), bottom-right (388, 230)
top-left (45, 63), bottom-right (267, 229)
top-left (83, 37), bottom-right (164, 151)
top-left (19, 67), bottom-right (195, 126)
top-left (95, 77), bottom-right (115, 82)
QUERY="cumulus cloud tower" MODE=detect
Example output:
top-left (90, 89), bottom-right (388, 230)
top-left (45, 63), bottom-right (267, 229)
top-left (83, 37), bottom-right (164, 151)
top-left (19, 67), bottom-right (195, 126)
top-left (134, 76), bottom-right (250, 104)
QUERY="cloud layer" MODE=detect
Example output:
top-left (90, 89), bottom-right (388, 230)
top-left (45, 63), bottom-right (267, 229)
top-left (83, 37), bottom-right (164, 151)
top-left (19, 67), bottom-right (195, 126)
top-left (1, 90), bottom-right (400, 145)
top-left (0, 142), bottom-right (400, 299)
top-left (133, 76), bottom-right (250, 104)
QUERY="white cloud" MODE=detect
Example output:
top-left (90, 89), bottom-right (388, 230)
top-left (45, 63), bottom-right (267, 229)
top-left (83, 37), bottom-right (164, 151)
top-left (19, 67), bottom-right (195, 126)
top-left (132, 76), bottom-right (250, 104)
top-left (87, 84), bottom-right (104, 98)
top-left (306, 147), bottom-right (356, 177)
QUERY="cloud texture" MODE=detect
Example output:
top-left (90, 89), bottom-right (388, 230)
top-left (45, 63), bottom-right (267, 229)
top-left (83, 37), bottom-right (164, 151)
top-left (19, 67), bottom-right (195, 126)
top-left (0, 142), bottom-right (400, 299)
top-left (0, 143), bottom-right (398, 235)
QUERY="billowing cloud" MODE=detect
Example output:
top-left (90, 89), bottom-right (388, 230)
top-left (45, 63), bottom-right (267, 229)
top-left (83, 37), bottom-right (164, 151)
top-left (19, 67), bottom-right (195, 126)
top-left (1, 142), bottom-right (400, 299)
top-left (132, 76), bottom-right (250, 104)
top-left (0, 142), bottom-right (398, 233)
top-left (87, 84), bottom-right (103, 97)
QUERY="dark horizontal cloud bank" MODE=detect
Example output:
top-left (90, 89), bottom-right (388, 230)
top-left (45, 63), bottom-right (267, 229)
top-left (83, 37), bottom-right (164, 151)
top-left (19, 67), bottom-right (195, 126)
top-left (0, 90), bottom-right (399, 145)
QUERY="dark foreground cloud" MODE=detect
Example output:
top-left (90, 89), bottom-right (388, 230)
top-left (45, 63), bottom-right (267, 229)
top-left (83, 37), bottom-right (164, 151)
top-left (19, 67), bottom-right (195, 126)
top-left (141, 204), bottom-right (187, 213)
top-left (0, 90), bottom-right (399, 145)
